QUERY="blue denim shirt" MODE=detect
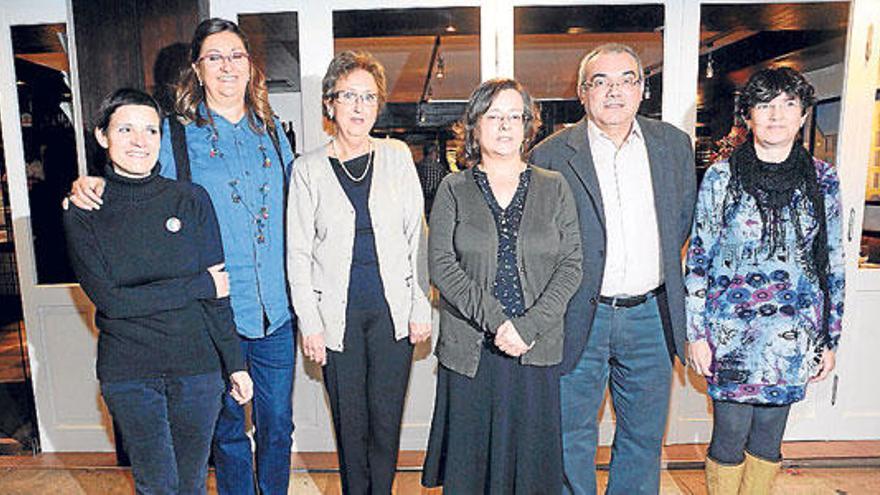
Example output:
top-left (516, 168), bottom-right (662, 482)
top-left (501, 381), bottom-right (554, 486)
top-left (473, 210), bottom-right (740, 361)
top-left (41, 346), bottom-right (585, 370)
top-left (158, 108), bottom-right (294, 338)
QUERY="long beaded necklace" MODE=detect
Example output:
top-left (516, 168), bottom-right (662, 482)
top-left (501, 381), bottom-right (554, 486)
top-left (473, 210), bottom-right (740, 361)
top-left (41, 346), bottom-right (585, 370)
top-left (331, 138), bottom-right (373, 183)
top-left (207, 112), bottom-right (274, 244)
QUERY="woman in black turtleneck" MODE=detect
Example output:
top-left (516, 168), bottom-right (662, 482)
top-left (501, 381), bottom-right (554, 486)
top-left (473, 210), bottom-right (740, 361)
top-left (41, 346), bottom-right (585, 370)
top-left (63, 89), bottom-right (253, 494)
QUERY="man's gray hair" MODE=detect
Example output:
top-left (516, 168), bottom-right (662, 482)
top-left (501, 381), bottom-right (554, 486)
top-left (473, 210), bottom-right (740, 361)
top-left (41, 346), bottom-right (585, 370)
top-left (577, 43), bottom-right (645, 89)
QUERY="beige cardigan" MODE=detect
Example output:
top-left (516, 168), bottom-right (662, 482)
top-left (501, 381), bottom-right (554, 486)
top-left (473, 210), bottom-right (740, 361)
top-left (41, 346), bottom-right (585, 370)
top-left (286, 138), bottom-right (432, 352)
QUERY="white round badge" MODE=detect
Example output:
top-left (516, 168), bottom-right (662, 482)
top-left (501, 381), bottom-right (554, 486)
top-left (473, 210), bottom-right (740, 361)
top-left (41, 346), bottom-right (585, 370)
top-left (165, 217), bottom-right (182, 233)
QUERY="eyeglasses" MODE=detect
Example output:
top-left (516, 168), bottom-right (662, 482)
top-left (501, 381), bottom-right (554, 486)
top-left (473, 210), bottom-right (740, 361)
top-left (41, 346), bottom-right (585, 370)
top-left (197, 52), bottom-right (250, 68)
top-left (332, 90), bottom-right (380, 107)
top-left (482, 111), bottom-right (528, 127)
top-left (581, 75), bottom-right (642, 92)
top-left (752, 99), bottom-right (802, 114)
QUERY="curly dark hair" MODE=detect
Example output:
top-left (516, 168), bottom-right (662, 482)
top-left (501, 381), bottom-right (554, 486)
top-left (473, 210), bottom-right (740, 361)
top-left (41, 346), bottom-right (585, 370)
top-left (737, 67), bottom-right (815, 121)
top-left (455, 78), bottom-right (541, 169)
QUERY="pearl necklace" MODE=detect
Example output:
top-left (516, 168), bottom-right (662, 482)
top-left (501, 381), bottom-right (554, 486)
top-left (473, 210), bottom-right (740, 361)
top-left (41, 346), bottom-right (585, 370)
top-left (331, 138), bottom-right (373, 183)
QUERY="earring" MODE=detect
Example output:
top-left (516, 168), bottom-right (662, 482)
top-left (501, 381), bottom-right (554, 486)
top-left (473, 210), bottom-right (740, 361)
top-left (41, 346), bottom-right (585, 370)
top-left (327, 107), bottom-right (334, 120)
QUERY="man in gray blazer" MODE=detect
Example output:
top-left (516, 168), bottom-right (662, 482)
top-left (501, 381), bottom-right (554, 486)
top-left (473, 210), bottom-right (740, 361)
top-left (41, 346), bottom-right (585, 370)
top-left (530, 43), bottom-right (697, 494)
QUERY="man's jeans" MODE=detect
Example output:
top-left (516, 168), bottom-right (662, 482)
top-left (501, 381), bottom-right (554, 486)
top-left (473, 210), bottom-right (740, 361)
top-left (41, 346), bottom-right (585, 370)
top-left (561, 297), bottom-right (672, 495)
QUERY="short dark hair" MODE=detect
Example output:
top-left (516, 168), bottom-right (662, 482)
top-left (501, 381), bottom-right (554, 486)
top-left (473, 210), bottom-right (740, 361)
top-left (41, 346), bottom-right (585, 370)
top-left (455, 78), bottom-right (541, 169)
top-left (94, 88), bottom-right (162, 133)
top-left (322, 50), bottom-right (388, 127)
top-left (738, 67), bottom-right (815, 121)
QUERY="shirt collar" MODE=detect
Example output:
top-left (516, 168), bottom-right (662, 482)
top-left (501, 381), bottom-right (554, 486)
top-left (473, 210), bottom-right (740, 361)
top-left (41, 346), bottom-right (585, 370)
top-left (587, 117), bottom-right (643, 147)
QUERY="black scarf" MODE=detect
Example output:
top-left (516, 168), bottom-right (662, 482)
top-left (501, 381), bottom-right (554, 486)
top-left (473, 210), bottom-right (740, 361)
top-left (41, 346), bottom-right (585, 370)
top-left (725, 138), bottom-right (832, 346)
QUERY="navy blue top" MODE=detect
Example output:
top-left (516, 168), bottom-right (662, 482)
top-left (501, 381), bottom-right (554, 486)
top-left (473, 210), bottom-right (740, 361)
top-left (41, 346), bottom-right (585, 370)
top-left (329, 153), bottom-right (387, 310)
top-left (472, 167), bottom-right (532, 319)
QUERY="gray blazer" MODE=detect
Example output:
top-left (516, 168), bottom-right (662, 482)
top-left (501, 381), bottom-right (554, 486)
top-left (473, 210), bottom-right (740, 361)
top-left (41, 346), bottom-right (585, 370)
top-left (530, 116), bottom-right (697, 373)
top-left (429, 165), bottom-right (583, 378)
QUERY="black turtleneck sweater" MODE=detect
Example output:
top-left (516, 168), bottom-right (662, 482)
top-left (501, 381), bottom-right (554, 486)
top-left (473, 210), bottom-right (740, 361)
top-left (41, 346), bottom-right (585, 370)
top-left (63, 165), bottom-right (245, 382)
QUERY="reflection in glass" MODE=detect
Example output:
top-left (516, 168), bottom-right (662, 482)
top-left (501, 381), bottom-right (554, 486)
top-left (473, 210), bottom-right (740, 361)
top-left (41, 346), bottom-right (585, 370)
top-left (859, 80), bottom-right (880, 267)
top-left (13, 23), bottom-right (78, 285)
top-left (514, 4), bottom-right (664, 138)
top-left (239, 12), bottom-right (302, 155)
top-left (332, 8), bottom-right (480, 199)
top-left (695, 2), bottom-right (849, 177)
top-left (1, 30), bottom-right (41, 454)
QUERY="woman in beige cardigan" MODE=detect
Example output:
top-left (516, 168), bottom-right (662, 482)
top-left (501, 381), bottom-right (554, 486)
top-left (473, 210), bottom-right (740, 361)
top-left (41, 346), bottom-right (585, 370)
top-left (286, 50), bottom-right (431, 495)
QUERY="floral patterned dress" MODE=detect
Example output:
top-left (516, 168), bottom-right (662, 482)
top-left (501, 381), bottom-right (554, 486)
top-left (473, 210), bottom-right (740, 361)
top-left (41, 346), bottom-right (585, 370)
top-left (684, 157), bottom-right (845, 405)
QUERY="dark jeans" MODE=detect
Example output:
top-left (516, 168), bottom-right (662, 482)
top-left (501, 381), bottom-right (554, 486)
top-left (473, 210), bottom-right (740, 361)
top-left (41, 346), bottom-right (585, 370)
top-left (213, 318), bottom-right (295, 495)
top-left (323, 305), bottom-right (414, 495)
top-left (561, 296), bottom-right (672, 495)
top-left (708, 400), bottom-right (791, 465)
top-left (101, 371), bottom-right (224, 495)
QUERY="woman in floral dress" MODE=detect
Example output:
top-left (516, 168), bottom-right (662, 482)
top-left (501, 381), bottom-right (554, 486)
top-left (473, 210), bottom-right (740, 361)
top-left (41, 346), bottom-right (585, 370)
top-left (685, 67), bottom-right (845, 495)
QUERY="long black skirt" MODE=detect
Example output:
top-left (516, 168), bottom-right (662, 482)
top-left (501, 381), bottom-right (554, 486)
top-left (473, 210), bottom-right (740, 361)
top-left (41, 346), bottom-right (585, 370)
top-left (422, 345), bottom-right (563, 494)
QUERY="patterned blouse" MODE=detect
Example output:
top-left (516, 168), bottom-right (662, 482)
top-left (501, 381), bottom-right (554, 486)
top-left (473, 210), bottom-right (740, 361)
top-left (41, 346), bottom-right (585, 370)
top-left (473, 166), bottom-right (532, 320)
top-left (684, 157), bottom-right (845, 405)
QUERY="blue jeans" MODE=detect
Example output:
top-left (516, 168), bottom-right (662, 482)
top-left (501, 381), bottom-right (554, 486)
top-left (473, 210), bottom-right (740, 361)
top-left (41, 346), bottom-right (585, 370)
top-left (213, 318), bottom-right (295, 495)
top-left (561, 297), bottom-right (672, 495)
top-left (708, 400), bottom-right (791, 465)
top-left (101, 372), bottom-right (224, 495)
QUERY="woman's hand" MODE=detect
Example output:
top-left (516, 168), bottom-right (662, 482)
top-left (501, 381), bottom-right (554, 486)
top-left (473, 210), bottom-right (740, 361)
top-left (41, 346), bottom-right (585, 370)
top-left (66, 176), bottom-right (106, 211)
top-left (494, 320), bottom-right (530, 357)
top-left (810, 348), bottom-right (836, 383)
top-left (207, 263), bottom-right (229, 298)
top-left (686, 339), bottom-right (713, 377)
top-left (303, 333), bottom-right (327, 366)
top-left (408, 321), bottom-right (432, 344)
top-left (228, 371), bottom-right (253, 405)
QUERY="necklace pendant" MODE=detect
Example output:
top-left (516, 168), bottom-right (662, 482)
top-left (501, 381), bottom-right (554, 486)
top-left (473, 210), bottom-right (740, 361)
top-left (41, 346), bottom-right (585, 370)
top-left (264, 157), bottom-right (272, 167)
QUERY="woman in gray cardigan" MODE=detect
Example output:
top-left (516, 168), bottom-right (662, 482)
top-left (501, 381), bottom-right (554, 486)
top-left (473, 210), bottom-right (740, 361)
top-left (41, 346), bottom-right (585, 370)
top-left (422, 78), bottom-right (583, 494)
top-left (286, 51), bottom-right (431, 494)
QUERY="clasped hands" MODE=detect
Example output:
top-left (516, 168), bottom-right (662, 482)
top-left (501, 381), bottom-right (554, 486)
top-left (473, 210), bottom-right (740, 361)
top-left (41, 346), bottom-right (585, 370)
top-left (494, 320), bottom-right (532, 357)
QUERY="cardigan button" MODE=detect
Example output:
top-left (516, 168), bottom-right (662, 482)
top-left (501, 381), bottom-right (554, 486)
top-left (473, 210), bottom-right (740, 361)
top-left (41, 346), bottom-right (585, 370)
top-left (589, 297), bottom-right (597, 305)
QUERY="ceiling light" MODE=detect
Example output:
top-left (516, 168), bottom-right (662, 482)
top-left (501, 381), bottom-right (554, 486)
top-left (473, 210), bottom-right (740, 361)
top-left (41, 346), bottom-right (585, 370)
top-left (436, 55), bottom-right (446, 79)
top-left (705, 43), bottom-right (715, 79)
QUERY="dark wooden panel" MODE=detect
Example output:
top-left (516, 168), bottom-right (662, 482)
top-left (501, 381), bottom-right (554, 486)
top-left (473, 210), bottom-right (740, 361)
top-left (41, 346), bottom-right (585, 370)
top-left (71, 0), bottom-right (203, 174)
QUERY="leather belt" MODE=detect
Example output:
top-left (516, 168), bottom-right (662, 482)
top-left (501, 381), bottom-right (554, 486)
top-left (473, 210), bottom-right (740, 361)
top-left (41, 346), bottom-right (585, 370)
top-left (597, 285), bottom-right (665, 308)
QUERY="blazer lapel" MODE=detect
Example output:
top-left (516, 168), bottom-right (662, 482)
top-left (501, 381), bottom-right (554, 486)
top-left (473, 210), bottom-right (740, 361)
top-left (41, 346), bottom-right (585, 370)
top-left (641, 117), bottom-right (673, 246)
top-left (565, 119), bottom-right (606, 231)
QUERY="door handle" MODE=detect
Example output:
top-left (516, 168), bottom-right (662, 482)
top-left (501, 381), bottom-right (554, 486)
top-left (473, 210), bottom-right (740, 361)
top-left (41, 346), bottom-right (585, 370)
top-left (847, 207), bottom-right (855, 242)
